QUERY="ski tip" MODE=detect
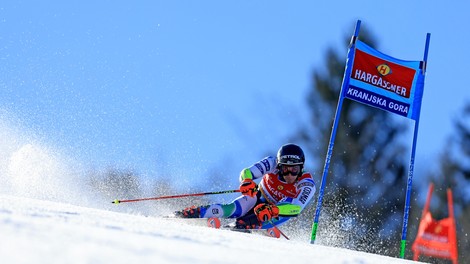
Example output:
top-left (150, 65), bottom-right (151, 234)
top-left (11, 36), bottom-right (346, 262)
top-left (163, 210), bottom-right (184, 219)
top-left (163, 215), bottom-right (174, 219)
top-left (112, 199), bottom-right (120, 204)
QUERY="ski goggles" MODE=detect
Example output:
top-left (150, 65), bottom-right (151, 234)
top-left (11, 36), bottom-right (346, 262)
top-left (280, 165), bottom-right (301, 176)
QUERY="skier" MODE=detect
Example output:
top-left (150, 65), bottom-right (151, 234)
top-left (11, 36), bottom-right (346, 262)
top-left (174, 143), bottom-right (316, 231)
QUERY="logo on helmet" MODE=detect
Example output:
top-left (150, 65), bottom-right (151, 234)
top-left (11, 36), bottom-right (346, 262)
top-left (280, 155), bottom-right (302, 164)
top-left (281, 155), bottom-right (300, 160)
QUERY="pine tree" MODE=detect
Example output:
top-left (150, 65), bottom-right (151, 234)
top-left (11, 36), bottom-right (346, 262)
top-left (426, 102), bottom-right (470, 263)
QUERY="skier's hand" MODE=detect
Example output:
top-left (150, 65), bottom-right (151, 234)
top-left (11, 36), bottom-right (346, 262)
top-left (239, 179), bottom-right (257, 197)
top-left (254, 203), bottom-right (279, 222)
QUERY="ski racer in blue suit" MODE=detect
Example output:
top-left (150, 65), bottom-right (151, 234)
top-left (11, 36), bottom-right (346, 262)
top-left (175, 143), bottom-right (316, 230)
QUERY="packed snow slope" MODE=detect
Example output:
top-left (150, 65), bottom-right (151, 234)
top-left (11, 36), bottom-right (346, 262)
top-left (0, 195), bottom-right (425, 264)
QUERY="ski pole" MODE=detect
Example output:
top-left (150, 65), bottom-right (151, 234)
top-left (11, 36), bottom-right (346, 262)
top-left (112, 189), bottom-right (240, 204)
top-left (268, 220), bottom-right (289, 240)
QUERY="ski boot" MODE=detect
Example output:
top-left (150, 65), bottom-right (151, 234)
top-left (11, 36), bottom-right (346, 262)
top-left (174, 205), bottom-right (203, 218)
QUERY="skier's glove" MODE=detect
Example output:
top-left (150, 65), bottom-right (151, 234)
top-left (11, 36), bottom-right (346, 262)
top-left (239, 179), bottom-right (257, 197)
top-left (254, 203), bottom-right (279, 222)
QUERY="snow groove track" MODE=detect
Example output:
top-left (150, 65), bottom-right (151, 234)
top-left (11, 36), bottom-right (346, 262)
top-left (0, 195), bottom-right (422, 264)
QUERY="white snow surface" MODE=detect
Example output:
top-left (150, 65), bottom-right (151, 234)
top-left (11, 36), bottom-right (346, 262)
top-left (0, 194), bottom-right (424, 264)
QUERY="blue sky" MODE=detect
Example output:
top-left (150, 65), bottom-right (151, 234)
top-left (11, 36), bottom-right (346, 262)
top-left (1, 1), bottom-right (469, 184)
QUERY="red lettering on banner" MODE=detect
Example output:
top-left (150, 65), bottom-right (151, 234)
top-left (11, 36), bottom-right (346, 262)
top-left (352, 49), bottom-right (416, 98)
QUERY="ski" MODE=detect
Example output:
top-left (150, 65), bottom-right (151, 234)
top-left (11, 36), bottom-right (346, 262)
top-left (163, 215), bottom-right (281, 238)
top-left (206, 217), bottom-right (281, 238)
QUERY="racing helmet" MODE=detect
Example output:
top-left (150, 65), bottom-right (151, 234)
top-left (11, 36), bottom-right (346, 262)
top-left (276, 143), bottom-right (305, 166)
